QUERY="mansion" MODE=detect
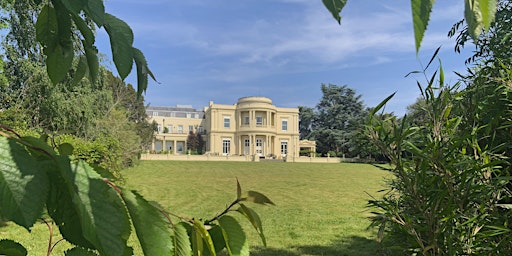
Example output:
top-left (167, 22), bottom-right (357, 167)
top-left (147, 96), bottom-right (315, 160)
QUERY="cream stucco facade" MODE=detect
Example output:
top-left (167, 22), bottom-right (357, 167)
top-left (147, 97), bottom-right (301, 159)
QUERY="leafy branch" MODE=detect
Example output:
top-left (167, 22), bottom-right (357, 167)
top-left (0, 127), bottom-right (274, 256)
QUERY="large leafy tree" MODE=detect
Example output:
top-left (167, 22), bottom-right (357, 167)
top-left (310, 84), bottom-right (365, 156)
top-left (298, 106), bottom-right (314, 140)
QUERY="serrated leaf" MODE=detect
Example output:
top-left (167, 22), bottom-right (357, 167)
top-left (193, 220), bottom-right (216, 256)
top-left (46, 43), bottom-right (74, 84)
top-left (73, 15), bottom-right (95, 46)
top-left (192, 223), bottom-right (204, 256)
top-left (322, 0), bottom-right (347, 24)
top-left (205, 225), bottom-right (226, 255)
top-left (218, 216), bottom-right (249, 256)
top-left (237, 204), bottom-right (266, 246)
top-left (0, 137), bottom-right (48, 230)
top-left (0, 239), bottom-right (27, 256)
top-left (465, 0), bottom-right (484, 40)
top-left (477, 0), bottom-right (496, 30)
top-left (71, 55), bottom-right (88, 85)
top-left (35, 5), bottom-right (58, 51)
top-left (132, 47), bottom-right (149, 97)
top-left (48, 157), bottom-right (131, 256)
top-left (85, 0), bottom-right (105, 26)
top-left (104, 14), bottom-right (134, 80)
top-left (121, 189), bottom-right (174, 256)
top-left (64, 247), bottom-right (99, 256)
top-left (411, 0), bottom-right (435, 53)
top-left (61, 0), bottom-right (86, 14)
top-left (174, 222), bottom-right (192, 256)
top-left (84, 45), bottom-right (99, 82)
top-left (244, 191), bottom-right (275, 205)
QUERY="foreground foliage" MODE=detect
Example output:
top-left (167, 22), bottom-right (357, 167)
top-left (366, 51), bottom-right (512, 254)
top-left (0, 128), bottom-right (273, 256)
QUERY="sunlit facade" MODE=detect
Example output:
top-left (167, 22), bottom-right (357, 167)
top-left (147, 97), bottom-right (300, 159)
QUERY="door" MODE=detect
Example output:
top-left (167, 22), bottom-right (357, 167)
top-left (256, 138), bottom-right (263, 157)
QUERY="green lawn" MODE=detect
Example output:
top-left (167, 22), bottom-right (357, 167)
top-left (0, 161), bottom-right (391, 256)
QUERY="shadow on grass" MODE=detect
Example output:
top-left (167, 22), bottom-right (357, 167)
top-left (251, 235), bottom-right (388, 256)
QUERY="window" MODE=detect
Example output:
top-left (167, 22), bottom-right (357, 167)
top-left (282, 119), bottom-right (288, 131)
top-left (222, 139), bottom-right (231, 155)
top-left (178, 125), bottom-right (183, 134)
top-left (243, 116), bottom-right (250, 125)
top-left (153, 112), bottom-right (159, 116)
top-left (186, 113), bottom-right (191, 118)
top-left (189, 125), bottom-right (194, 132)
top-left (157, 125), bottom-right (162, 133)
top-left (256, 116), bottom-right (263, 126)
top-left (168, 125), bottom-right (173, 133)
top-left (198, 126), bottom-right (204, 134)
top-left (224, 116), bottom-right (230, 128)
top-left (281, 141), bottom-right (288, 156)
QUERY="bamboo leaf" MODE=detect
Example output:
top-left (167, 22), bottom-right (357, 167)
top-left (237, 204), bottom-right (266, 246)
top-left (411, 0), bottom-right (435, 53)
top-left (121, 189), bottom-right (174, 256)
top-left (104, 14), bottom-right (134, 80)
top-left (322, 0), bottom-right (347, 24)
top-left (0, 239), bottom-right (27, 256)
top-left (0, 137), bottom-right (48, 230)
top-left (218, 215), bottom-right (249, 256)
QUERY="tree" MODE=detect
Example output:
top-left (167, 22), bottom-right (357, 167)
top-left (196, 130), bottom-right (205, 154)
top-left (309, 84), bottom-right (365, 157)
top-left (298, 106), bottom-right (314, 140)
top-left (186, 130), bottom-right (198, 153)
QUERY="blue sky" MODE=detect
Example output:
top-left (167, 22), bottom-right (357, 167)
top-left (97, 0), bottom-right (474, 116)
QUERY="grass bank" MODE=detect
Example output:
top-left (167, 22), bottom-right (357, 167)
top-left (0, 161), bottom-right (390, 256)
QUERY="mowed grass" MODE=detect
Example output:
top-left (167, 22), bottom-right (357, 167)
top-left (0, 161), bottom-right (391, 256)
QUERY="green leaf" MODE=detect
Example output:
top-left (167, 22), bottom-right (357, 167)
top-left (218, 216), bottom-right (249, 256)
top-left (237, 204), bottom-right (266, 246)
top-left (61, 0), bottom-right (86, 14)
top-left (47, 157), bottom-right (132, 256)
top-left (236, 179), bottom-right (242, 200)
top-left (477, 0), bottom-right (497, 31)
top-left (72, 15), bottom-right (95, 46)
top-left (191, 223), bottom-right (204, 256)
top-left (465, 0), bottom-right (483, 39)
top-left (411, 0), bottom-right (435, 53)
top-left (64, 247), bottom-right (99, 256)
top-left (193, 219), bottom-right (216, 256)
top-left (132, 47), bottom-right (149, 97)
top-left (370, 92), bottom-right (396, 117)
top-left (0, 239), bottom-right (27, 256)
top-left (72, 55), bottom-right (88, 86)
top-left (104, 14), bottom-right (134, 80)
top-left (58, 142), bottom-right (74, 156)
top-left (121, 189), bottom-right (174, 256)
top-left (174, 222), bottom-right (192, 256)
top-left (0, 137), bottom-right (48, 230)
top-left (84, 45), bottom-right (99, 82)
top-left (205, 225), bottom-right (226, 255)
top-left (35, 5), bottom-right (58, 51)
top-left (85, 0), bottom-right (105, 26)
top-left (322, 0), bottom-right (347, 24)
top-left (46, 43), bottom-right (74, 84)
top-left (243, 191), bottom-right (275, 205)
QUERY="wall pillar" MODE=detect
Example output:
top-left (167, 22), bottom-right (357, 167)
top-left (173, 140), bottom-right (177, 155)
